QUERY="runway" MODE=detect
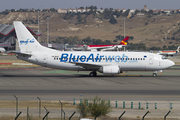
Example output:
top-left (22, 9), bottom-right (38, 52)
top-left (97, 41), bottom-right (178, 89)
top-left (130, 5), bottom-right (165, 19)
top-left (0, 67), bottom-right (180, 101)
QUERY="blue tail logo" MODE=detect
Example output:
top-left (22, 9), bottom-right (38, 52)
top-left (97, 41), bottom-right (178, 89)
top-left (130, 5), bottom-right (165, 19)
top-left (20, 39), bottom-right (35, 45)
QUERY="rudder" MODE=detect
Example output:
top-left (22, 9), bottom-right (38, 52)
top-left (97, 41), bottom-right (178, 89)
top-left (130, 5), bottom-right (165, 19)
top-left (119, 36), bottom-right (129, 45)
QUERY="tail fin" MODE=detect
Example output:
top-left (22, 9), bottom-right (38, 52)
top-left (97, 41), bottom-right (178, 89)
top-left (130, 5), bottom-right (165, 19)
top-left (119, 36), bottom-right (129, 45)
top-left (176, 46), bottom-right (180, 53)
top-left (13, 21), bottom-right (42, 53)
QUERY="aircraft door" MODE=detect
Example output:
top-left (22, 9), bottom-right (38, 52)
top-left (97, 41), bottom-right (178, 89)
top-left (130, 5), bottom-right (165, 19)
top-left (149, 55), bottom-right (154, 65)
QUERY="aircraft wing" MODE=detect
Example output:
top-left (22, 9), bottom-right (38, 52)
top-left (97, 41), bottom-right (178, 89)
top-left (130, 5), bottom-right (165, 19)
top-left (96, 47), bottom-right (113, 51)
top-left (96, 45), bottom-right (125, 51)
top-left (88, 46), bottom-right (114, 51)
top-left (70, 62), bottom-right (106, 70)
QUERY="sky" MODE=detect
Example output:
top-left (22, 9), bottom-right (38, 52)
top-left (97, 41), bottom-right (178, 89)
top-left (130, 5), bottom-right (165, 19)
top-left (1, 0), bottom-right (180, 11)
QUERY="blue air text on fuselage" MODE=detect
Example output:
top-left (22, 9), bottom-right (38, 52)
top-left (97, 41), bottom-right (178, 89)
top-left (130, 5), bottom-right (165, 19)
top-left (60, 53), bottom-right (128, 63)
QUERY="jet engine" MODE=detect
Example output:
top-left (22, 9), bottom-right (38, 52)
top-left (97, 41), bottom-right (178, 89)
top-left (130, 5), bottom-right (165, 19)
top-left (98, 66), bottom-right (120, 74)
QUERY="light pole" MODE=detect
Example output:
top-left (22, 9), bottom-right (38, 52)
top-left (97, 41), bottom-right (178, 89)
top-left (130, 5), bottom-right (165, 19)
top-left (124, 17), bottom-right (126, 38)
top-left (38, 11), bottom-right (39, 42)
top-left (47, 17), bottom-right (49, 44)
top-left (124, 17), bottom-right (126, 51)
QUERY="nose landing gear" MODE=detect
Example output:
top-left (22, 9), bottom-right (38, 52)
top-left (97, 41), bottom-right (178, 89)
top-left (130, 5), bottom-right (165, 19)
top-left (153, 70), bottom-right (162, 77)
top-left (153, 73), bottom-right (157, 77)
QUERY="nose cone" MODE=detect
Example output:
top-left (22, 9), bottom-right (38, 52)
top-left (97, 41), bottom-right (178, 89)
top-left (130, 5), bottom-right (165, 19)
top-left (160, 59), bottom-right (175, 70)
top-left (168, 60), bottom-right (175, 68)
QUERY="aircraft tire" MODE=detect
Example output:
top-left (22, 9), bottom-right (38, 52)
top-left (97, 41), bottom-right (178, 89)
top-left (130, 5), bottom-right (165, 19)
top-left (153, 73), bottom-right (157, 77)
top-left (89, 72), bottom-right (97, 77)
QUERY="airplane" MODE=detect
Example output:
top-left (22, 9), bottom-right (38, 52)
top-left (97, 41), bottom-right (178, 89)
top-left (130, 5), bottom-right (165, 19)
top-left (13, 21), bottom-right (175, 77)
top-left (83, 36), bottom-right (129, 51)
top-left (0, 47), bottom-right (6, 53)
top-left (157, 46), bottom-right (180, 57)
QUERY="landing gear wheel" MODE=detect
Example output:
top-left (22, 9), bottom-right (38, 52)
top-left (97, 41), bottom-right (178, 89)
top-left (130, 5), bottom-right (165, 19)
top-left (89, 72), bottom-right (93, 77)
top-left (94, 72), bottom-right (97, 76)
top-left (89, 72), bottom-right (97, 77)
top-left (153, 73), bottom-right (157, 77)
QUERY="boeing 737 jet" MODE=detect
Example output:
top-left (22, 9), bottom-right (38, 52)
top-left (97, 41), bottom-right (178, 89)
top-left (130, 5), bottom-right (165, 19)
top-left (13, 21), bottom-right (175, 77)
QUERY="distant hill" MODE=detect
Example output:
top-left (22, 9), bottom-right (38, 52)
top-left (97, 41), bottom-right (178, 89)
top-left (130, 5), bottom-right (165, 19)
top-left (0, 12), bottom-right (180, 48)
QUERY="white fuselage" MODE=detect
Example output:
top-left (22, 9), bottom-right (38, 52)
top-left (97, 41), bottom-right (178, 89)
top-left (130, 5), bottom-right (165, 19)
top-left (17, 47), bottom-right (174, 72)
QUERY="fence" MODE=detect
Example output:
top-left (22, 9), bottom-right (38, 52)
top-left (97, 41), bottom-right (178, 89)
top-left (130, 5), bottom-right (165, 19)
top-left (0, 96), bottom-right (179, 119)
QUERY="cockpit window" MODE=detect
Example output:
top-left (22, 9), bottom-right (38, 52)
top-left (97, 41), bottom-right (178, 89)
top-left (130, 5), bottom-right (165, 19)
top-left (162, 56), bottom-right (167, 60)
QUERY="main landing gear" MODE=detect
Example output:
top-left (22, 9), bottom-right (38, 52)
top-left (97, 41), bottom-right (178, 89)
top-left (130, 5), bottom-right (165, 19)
top-left (89, 71), bottom-right (97, 77)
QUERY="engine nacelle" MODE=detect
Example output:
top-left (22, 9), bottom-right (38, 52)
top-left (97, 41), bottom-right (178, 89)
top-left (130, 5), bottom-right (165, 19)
top-left (98, 66), bottom-right (120, 74)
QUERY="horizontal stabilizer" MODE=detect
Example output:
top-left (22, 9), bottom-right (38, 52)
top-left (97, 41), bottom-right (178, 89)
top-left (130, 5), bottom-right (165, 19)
top-left (10, 50), bottom-right (32, 56)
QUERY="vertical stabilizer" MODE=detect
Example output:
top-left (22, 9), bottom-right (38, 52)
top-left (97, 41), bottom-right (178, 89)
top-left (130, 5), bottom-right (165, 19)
top-left (119, 36), bottom-right (129, 45)
top-left (13, 21), bottom-right (42, 53)
top-left (177, 46), bottom-right (180, 53)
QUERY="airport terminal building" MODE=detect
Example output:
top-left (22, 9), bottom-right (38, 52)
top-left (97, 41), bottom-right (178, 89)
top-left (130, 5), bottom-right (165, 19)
top-left (0, 24), bottom-right (64, 51)
top-left (0, 24), bottom-right (41, 51)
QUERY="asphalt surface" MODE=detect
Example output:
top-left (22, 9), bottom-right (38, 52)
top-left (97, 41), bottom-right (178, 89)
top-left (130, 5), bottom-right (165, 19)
top-left (0, 55), bottom-right (180, 118)
top-left (0, 67), bottom-right (180, 101)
